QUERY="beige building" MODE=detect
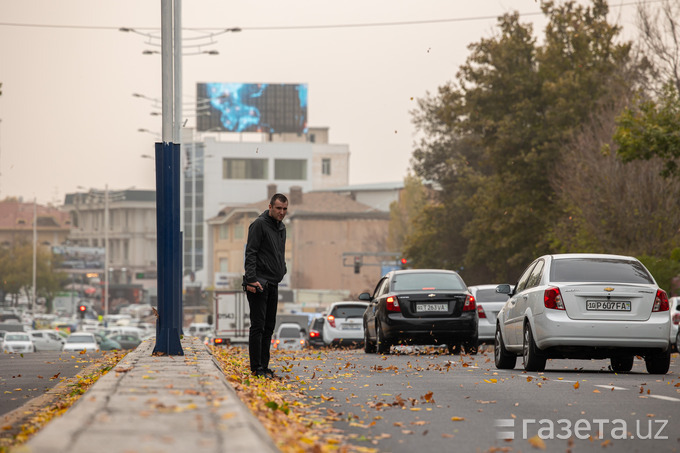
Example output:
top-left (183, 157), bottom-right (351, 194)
top-left (207, 186), bottom-right (391, 297)
top-left (62, 189), bottom-right (157, 282)
top-left (0, 199), bottom-right (72, 249)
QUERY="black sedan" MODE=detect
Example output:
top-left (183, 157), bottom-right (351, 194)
top-left (360, 269), bottom-right (478, 355)
top-left (307, 317), bottom-right (325, 349)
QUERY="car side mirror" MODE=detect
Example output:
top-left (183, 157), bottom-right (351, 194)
top-left (358, 292), bottom-right (371, 301)
top-left (496, 284), bottom-right (513, 296)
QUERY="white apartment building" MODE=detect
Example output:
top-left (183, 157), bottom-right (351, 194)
top-left (183, 127), bottom-right (350, 286)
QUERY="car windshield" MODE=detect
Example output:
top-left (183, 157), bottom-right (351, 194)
top-left (330, 305), bottom-right (366, 318)
top-left (474, 288), bottom-right (510, 302)
top-left (6, 334), bottom-right (29, 341)
top-left (279, 327), bottom-right (301, 338)
top-left (67, 334), bottom-right (94, 343)
top-left (550, 258), bottom-right (654, 284)
top-left (311, 318), bottom-right (324, 330)
top-left (392, 273), bottom-right (466, 291)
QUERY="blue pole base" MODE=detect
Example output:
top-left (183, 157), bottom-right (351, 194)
top-left (153, 327), bottom-right (184, 356)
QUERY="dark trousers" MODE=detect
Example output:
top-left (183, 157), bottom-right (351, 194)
top-left (246, 283), bottom-right (278, 372)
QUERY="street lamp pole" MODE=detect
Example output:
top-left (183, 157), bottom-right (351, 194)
top-left (32, 197), bottom-right (37, 313)
top-left (104, 184), bottom-right (109, 320)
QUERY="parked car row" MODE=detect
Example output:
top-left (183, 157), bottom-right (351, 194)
top-left (319, 253), bottom-right (674, 376)
top-left (1, 327), bottom-right (144, 353)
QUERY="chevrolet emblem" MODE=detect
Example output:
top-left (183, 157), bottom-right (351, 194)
top-left (428, 294), bottom-right (436, 298)
top-left (604, 287), bottom-right (614, 292)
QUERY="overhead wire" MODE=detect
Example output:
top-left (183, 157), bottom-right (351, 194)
top-left (0, 0), bottom-right (661, 33)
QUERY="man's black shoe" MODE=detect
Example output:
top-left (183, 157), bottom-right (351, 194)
top-left (264, 368), bottom-right (278, 379)
top-left (252, 368), bottom-right (266, 378)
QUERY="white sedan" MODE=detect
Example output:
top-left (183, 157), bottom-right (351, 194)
top-left (63, 332), bottom-right (100, 353)
top-left (2, 332), bottom-right (35, 353)
top-left (494, 253), bottom-right (671, 374)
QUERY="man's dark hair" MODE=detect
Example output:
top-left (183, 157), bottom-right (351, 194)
top-left (270, 193), bottom-right (288, 205)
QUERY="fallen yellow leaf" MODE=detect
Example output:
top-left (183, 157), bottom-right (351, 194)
top-left (528, 435), bottom-right (546, 449)
top-left (451, 416), bottom-right (465, 421)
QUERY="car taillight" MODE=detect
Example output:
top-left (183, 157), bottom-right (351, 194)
top-left (477, 304), bottom-right (486, 318)
top-left (300, 339), bottom-right (305, 345)
top-left (386, 296), bottom-right (401, 312)
top-left (327, 315), bottom-right (336, 327)
top-left (309, 331), bottom-right (319, 338)
top-left (544, 287), bottom-right (565, 310)
top-left (652, 289), bottom-right (669, 312)
top-left (214, 338), bottom-right (224, 345)
top-left (463, 295), bottom-right (476, 311)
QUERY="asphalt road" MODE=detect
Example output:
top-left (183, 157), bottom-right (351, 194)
top-left (282, 346), bottom-right (680, 453)
top-left (0, 351), bottom-right (103, 417)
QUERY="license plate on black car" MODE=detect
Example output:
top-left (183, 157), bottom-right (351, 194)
top-left (416, 303), bottom-right (448, 312)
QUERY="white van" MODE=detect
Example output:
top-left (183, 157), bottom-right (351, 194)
top-left (187, 323), bottom-right (212, 337)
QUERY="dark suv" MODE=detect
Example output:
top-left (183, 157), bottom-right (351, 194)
top-left (308, 317), bottom-right (325, 348)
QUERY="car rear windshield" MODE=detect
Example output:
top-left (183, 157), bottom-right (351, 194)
top-left (278, 327), bottom-right (301, 338)
top-left (330, 305), bottom-right (366, 318)
top-left (392, 273), bottom-right (466, 291)
top-left (67, 334), bottom-right (94, 343)
top-left (550, 258), bottom-right (654, 284)
top-left (6, 334), bottom-right (29, 341)
top-left (474, 288), bottom-right (509, 302)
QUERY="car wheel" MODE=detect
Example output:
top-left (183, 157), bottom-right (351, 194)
top-left (522, 323), bottom-right (546, 372)
top-left (610, 355), bottom-right (634, 373)
top-left (363, 323), bottom-right (376, 354)
top-left (494, 325), bottom-right (516, 369)
top-left (462, 335), bottom-right (478, 355)
top-left (376, 323), bottom-right (390, 355)
top-left (645, 348), bottom-right (671, 375)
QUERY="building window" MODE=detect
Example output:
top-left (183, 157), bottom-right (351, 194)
top-left (223, 158), bottom-right (268, 180)
top-left (219, 258), bottom-right (229, 273)
top-left (322, 158), bottom-right (331, 175)
top-left (234, 224), bottom-right (244, 240)
top-left (219, 224), bottom-right (229, 240)
top-left (274, 159), bottom-right (306, 180)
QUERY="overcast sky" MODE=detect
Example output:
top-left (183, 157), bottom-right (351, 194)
top-left (0, 1), bottom-right (640, 205)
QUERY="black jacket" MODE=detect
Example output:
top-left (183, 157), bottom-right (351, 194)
top-left (244, 210), bottom-right (287, 285)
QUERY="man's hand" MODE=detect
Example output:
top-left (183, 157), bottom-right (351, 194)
top-left (247, 281), bottom-right (263, 293)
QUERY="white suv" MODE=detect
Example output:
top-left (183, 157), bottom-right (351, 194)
top-left (322, 301), bottom-right (368, 347)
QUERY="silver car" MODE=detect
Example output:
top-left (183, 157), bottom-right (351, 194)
top-left (469, 285), bottom-right (511, 343)
top-left (30, 330), bottom-right (65, 351)
top-left (494, 253), bottom-right (671, 374)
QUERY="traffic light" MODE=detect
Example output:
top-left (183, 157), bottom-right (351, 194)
top-left (399, 257), bottom-right (408, 269)
top-left (78, 304), bottom-right (87, 319)
top-left (353, 256), bottom-right (362, 274)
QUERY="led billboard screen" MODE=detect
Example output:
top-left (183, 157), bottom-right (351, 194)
top-left (196, 83), bottom-right (308, 134)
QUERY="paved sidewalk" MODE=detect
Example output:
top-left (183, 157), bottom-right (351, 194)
top-left (22, 337), bottom-right (278, 453)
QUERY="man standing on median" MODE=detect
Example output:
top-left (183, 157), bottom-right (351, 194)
top-left (244, 193), bottom-right (288, 378)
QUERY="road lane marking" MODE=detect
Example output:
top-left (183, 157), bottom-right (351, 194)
top-left (594, 385), bottom-right (628, 391)
top-left (648, 394), bottom-right (680, 402)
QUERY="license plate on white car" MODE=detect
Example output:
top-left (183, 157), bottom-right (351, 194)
top-left (586, 300), bottom-right (631, 311)
top-left (416, 303), bottom-right (448, 312)
top-left (342, 324), bottom-right (361, 330)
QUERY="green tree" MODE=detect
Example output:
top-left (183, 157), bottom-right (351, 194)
top-left (0, 241), bottom-right (65, 309)
top-left (613, 82), bottom-right (680, 177)
top-left (387, 174), bottom-right (429, 252)
top-left (409, 0), bottom-right (633, 282)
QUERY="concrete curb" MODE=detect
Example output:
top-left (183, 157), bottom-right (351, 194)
top-left (20, 337), bottom-right (279, 453)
